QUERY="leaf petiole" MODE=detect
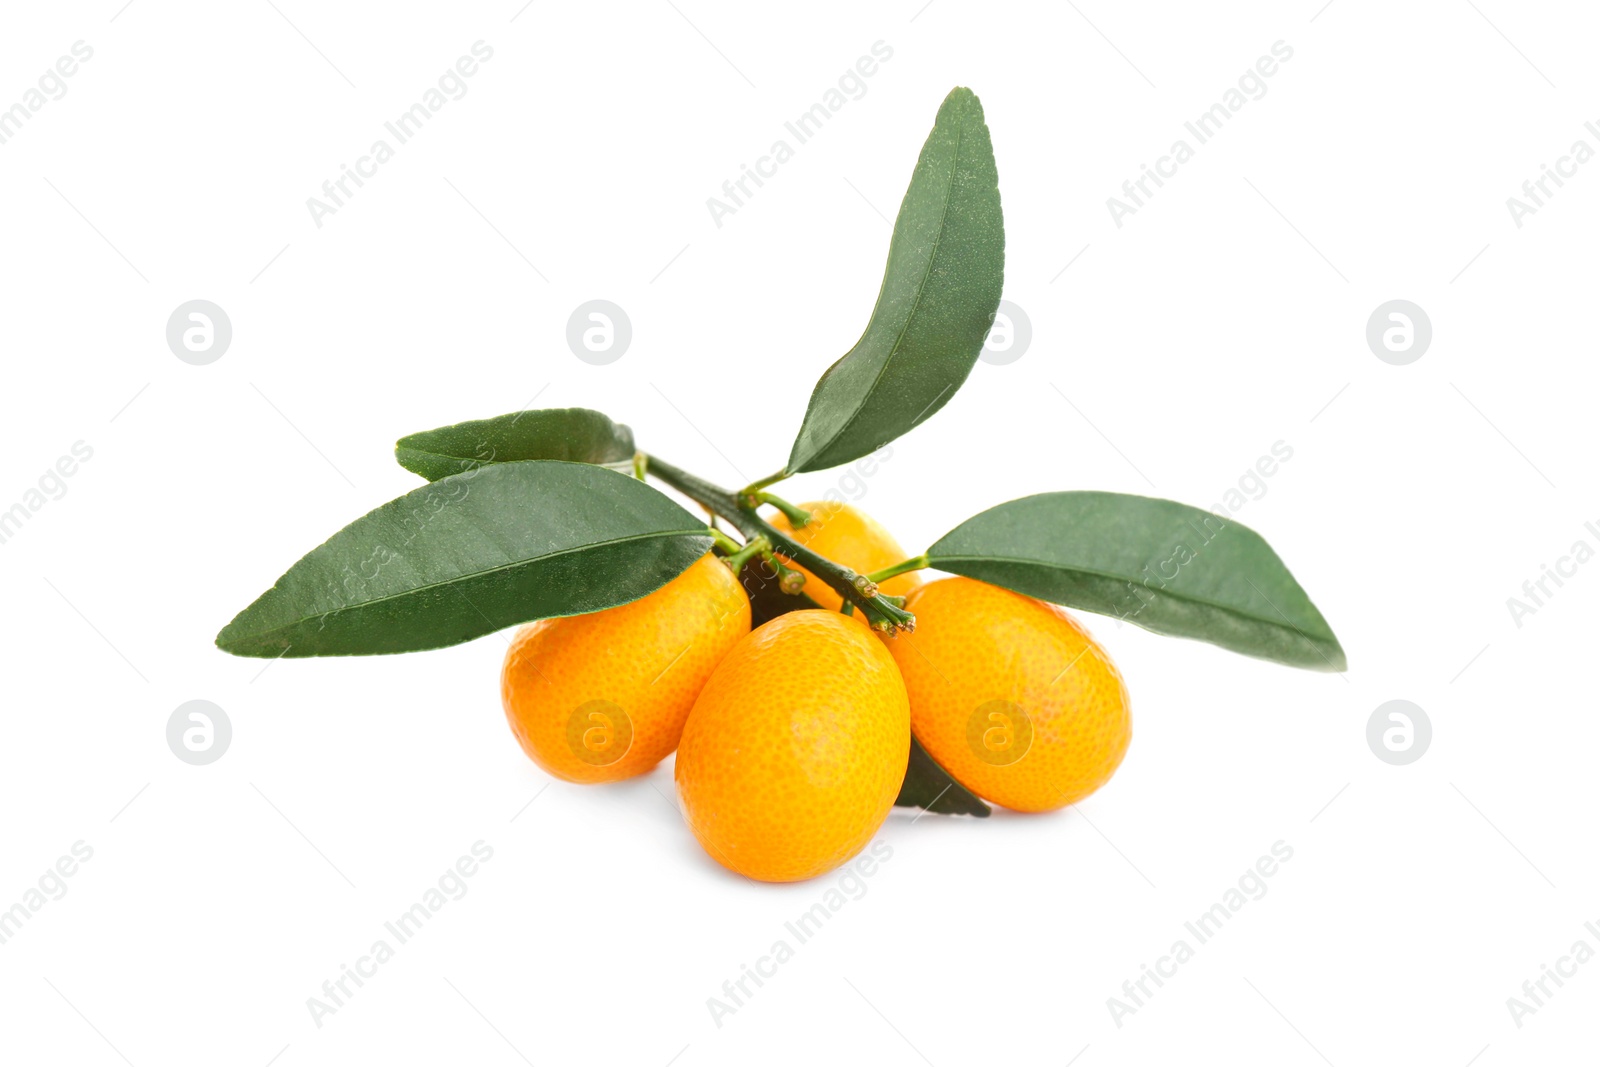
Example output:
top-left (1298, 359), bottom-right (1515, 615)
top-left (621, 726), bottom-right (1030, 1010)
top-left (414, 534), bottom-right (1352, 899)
top-left (746, 491), bottom-right (812, 528)
top-left (867, 554), bottom-right (930, 585)
top-left (738, 470), bottom-right (789, 497)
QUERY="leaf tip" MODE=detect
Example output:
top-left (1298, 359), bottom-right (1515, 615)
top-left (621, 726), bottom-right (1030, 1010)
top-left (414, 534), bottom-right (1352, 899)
top-left (212, 614), bottom-right (268, 659)
top-left (940, 85), bottom-right (986, 121)
top-left (212, 627), bottom-right (248, 658)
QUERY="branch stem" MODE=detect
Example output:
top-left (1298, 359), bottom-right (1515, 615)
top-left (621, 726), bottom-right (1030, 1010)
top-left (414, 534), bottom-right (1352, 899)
top-left (646, 455), bottom-right (915, 632)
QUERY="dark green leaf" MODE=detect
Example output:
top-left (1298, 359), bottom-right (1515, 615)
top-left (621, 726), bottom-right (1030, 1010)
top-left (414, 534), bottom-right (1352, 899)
top-left (396, 408), bottom-right (634, 481)
top-left (216, 461), bottom-right (710, 657)
top-left (926, 492), bottom-right (1346, 672)
top-left (896, 735), bottom-right (990, 817)
top-left (786, 87), bottom-right (1004, 474)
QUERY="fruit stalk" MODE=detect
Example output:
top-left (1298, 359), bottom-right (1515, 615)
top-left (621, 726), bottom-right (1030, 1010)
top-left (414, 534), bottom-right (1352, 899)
top-left (644, 455), bottom-right (916, 632)
top-left (719, 534), bottom-right (771, 577)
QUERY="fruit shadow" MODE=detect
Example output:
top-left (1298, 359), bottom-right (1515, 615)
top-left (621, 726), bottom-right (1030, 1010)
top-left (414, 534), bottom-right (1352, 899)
top-left (624, 759), bottom-right (768, 884)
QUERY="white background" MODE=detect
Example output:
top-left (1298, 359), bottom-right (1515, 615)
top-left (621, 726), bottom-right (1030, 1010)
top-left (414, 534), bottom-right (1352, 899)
top-left (1, 1), bottom-right (1595, 1064)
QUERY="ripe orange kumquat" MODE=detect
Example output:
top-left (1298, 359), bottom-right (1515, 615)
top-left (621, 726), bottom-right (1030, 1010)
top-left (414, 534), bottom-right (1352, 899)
top-left (886, 576), bottom-right (1131, 813)
top-left (501, 553), bottom-right (750, 783)
top-left (675, 610), bottom-right (911, 882)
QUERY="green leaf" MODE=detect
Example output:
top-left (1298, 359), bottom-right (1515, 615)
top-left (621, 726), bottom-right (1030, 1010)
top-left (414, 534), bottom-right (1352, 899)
top-left (216, 461), bottom-right (711, 657)
top-left (896, 734), bottom-right (991, 817)
top-left (785, 86), bottom-right (1004, 475)
top-left (926, 492), bottom-right (1346, 672)
top-left (396, 408), bottom-right (635, 481)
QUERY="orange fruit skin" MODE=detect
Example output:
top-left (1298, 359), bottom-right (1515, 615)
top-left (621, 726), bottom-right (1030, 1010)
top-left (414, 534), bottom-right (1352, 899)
top-left (501, 554), bottom-right (750, 784)
top-left (675, 610), bottom-right (910, 882)
top-left (886, 577), bottom-right (1130, 813)
top-left (766, 501), bottom-right (920, 614)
